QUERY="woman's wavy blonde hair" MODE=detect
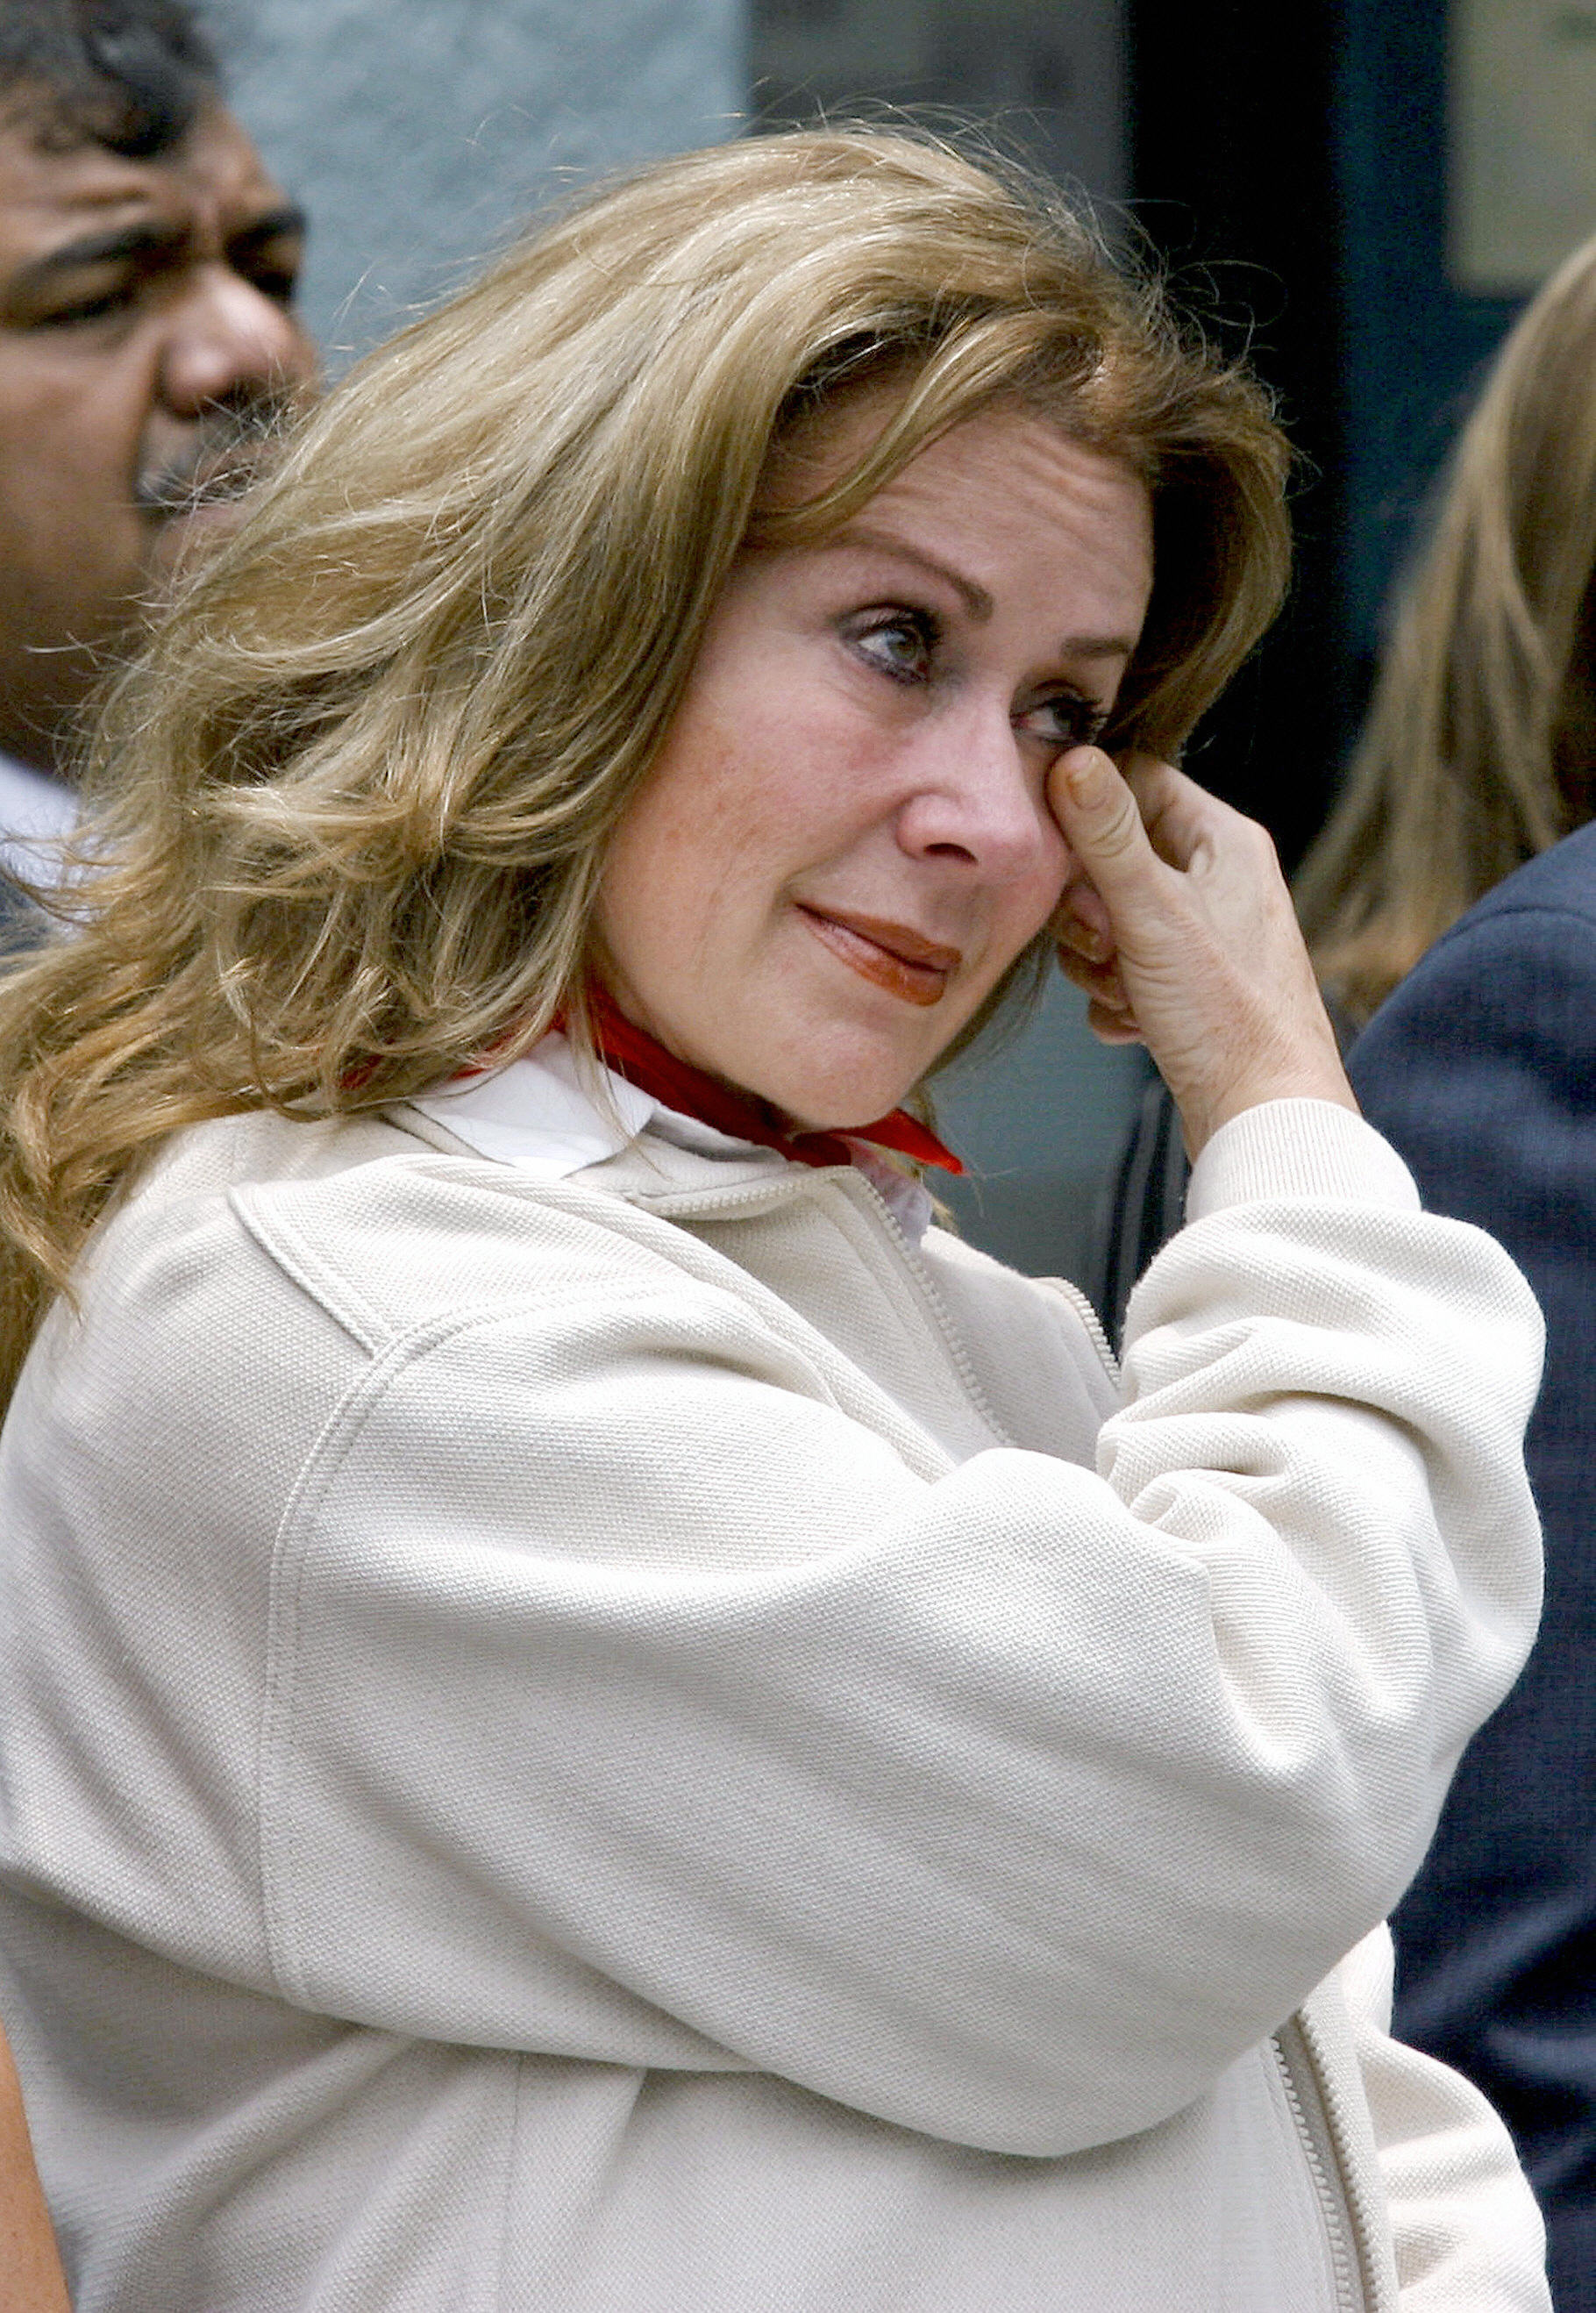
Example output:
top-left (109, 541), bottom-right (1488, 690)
top-left (0, 125), bottom-right (1288, 1396)
top-left (1296, 228), bottom-right (1596, 1021)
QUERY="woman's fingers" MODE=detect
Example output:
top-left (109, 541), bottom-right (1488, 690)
top-left (1116, 753), bottom-right (1215, 870)
top-left (1052, 927), bottom-right (1135, 1023)
top-left (1045, 746), bottom-right (1357, 1156)
top-left (1051, 871), bottom-right (1115, 966)
top-left (1051, 747), bottom-right (1162, 886)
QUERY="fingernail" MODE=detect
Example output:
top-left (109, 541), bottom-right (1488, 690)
top-left (1065, 749), bottom-right (1109, 807)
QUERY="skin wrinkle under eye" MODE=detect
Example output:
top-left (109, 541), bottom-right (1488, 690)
top-left (826, 561), bottom-right (1134, 789)
top-left (846, 603), bottom-right (1113, 754)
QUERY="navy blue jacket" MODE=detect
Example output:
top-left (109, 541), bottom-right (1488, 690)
top-left (1350, 819), bottom-right (1596, 2309)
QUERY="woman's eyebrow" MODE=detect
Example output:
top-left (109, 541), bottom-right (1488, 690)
top-left (833, 524), bottom-right (995, 620)
top-left (830, 523), bottom-right (1139, 662)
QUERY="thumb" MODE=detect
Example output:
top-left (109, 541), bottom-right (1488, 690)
top-left (1046, 746), bottom-right (1155, 893)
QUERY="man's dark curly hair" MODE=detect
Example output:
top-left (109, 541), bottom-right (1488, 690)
top-left (0, 0), bottom-right (220, 161)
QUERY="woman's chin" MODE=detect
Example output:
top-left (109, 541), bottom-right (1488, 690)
top-left (709, 1011), bottom-right (937, 1132)
top-left (765, 1065), bottom-right (923, 1134)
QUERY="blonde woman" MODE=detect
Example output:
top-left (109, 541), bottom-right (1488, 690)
top-left (0, 130), bottom-right (1550, 2309)
top-left (1295, 228), bottom-right (1596, 1018)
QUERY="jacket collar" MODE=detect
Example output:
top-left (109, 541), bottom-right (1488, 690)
top-left (409, 1033), bottom-right (935, 1239)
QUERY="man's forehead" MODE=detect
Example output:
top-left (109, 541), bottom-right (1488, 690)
top-left (0, 96), bottom-right (287, 260)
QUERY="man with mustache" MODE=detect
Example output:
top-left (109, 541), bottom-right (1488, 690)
top-left (0, 6), bottom-right (312, 2296)
top-left (0, 0), bottom-right (314, 887)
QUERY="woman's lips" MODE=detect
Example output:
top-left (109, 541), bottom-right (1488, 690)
top-left (797, 906), bottom-right (962, 1006)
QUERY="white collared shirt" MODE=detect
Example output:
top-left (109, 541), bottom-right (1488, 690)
top-left (412, 1032), bottom-right (935, 1239)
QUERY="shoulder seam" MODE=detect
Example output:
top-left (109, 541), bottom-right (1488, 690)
top-left (228, 1183), bottom-right (393, 1355)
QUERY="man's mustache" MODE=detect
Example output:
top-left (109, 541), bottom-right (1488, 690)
top-left (133, 393), bottom-right (306, 521)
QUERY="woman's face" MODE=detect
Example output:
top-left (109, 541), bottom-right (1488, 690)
top-left (595, 396), bottom-right (1154, 1130)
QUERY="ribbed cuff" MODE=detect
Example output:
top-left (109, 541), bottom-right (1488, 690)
top-left (1186, 1099), bottom-right (1420, 1223)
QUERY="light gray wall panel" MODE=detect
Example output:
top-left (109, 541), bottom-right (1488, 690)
top-left (216, 0), bottom-right (745, 359)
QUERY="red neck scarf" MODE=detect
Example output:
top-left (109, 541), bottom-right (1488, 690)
top-left (578, 987), bottom-right (963, 1175)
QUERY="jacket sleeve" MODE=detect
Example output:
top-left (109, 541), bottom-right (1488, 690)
top-left (1334, 1928), bottom-right (1550, 2310)
top-left (1350, 896), bottom-right (1596, 2302)
top-left (5, 1099), bottom-right (1544, 2161)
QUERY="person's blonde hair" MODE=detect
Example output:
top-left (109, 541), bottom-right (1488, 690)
top-left (0, 125), bottom-right (1289, 1399)
top-left (1296, 229), bottom-right (1596, 1021)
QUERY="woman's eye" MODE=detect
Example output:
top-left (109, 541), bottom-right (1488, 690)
top-left (851, 610), bottom-right (937, 683)
top-left (1016, 692), bottom-right (1108, 750)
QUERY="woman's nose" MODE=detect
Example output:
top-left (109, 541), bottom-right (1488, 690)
top-left (894, 704), bottom-right (1062, 882)
top-left (158, 268), bottom-right (316, 416)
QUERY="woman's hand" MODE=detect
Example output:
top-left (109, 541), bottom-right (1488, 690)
top-left (1045, 746), bottom-right (1357, 1159)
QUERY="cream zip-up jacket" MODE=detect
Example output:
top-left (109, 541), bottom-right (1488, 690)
top-left (0, 1046), bottom-right (1550, 2310)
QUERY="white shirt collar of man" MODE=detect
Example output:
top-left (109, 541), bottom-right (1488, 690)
top-left (0, 752), bottom-right (77, 883)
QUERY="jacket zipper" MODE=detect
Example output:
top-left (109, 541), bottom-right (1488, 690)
top-left (1046, 1271), bottom-right (1118, 1388)
top-left (823, 1174), bottom-right (1120, 1412)
top-left (1273, 2013), bottom-right (1387, 2312)
top-left (637, 1166), bottom-right (1030, 1449)
top-left (857, 1181), bottom-right (1023, 1445)
top-left (850, 1173), bottom-right (1118, 1396)
top-left (1297, 2002), bottom-right (1393, 2311)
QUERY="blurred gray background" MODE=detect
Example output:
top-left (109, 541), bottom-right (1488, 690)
top-left (216, 0), bottom-right (1143, 1292)
top-left (217, 0), bottom-right (747, 358)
